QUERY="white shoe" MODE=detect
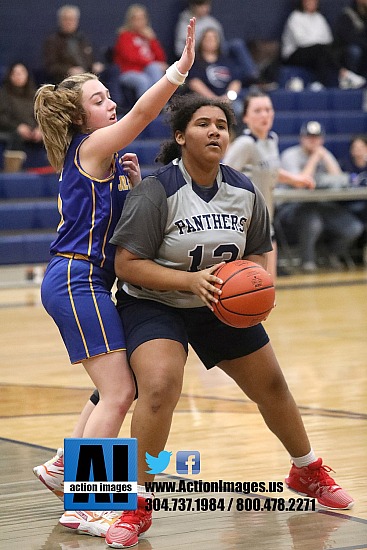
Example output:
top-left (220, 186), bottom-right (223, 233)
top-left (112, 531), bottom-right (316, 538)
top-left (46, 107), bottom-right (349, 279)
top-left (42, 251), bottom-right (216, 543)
top-left (33, 448), bottom-right (64, 500)
top-left (59, 510), bottom-right (121, 538)
top-left (301, 261), bottom-right (317, 273)
top-left (339, 70), bottom-right (366, 89)
top-left (286, 77), bottom-right (304, 92)
top-left (309, 81), bottom-right (325, 92)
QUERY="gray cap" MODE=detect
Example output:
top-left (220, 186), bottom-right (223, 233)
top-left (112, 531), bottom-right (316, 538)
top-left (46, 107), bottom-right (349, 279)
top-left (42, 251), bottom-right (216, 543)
top-left (300, 120), bottom-right (325, 136)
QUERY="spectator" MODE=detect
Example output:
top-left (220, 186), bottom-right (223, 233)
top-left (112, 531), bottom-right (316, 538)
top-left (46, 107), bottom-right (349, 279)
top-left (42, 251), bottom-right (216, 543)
top-left (223, 90), bottom-right (314, 280)
top-left (339, 135), bottom-right (367, 253)
top-left (113, 3), bottom-right (168, 100)
top-left (277, 121), bottom-right (364, 272)
top-left (341, 134), bottom-right (367, 187)
top-left (281, 0), bottom-right (366, 89)
top-left (0, 62), bottom-right (44, 172)
top-left (43, 5), bottom-right (121, 103)
top-left (334, 0), bottom-right (367, 80)
top-left (187, 28), bottom-right (243, 121)
top-left (175, 0), bottom-right (260, 85)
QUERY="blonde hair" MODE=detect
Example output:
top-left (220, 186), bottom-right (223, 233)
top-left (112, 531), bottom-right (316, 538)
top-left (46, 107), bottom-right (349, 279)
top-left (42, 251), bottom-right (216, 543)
top-left (118, 3), bottom-right (150, 34)
top-left (34, 73), bottom-right (98, 172)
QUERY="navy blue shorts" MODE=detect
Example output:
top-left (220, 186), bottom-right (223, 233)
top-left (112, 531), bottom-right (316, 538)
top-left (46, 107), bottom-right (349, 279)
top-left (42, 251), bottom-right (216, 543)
top-left (41, 256), bottom-right (126, 364)
top-left (116, 290), bottom-right (269, 369)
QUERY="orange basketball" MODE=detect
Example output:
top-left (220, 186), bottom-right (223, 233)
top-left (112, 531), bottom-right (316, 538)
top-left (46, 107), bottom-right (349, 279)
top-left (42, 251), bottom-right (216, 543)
top-left (212, 260), bottom-right (275, 328)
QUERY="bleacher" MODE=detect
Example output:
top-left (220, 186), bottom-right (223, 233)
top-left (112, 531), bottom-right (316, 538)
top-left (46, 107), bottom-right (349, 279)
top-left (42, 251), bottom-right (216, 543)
top-left (271, 88), bottom-right (367, 159)
top-left (0, 172), bottom-right (59, 265)
top-left (129, 87), bottom-right (367, 175)
top-left (0, 87), bottom-right (366, 266)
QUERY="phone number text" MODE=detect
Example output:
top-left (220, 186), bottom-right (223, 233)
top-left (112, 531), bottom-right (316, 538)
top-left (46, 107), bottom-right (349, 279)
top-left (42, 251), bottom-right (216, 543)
top-left (145, 497), bottom-right (316, 512)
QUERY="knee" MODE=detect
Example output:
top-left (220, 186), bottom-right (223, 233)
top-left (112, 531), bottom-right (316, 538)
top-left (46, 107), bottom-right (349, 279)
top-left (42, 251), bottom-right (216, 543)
top-left (142, 374), bottom-right (182, 414)
top-left (303, 215), bottom-right (323, 239)
top-left (350, 219), bottom-right (364, 240)
top-left (255, 371), bottom-right (290, 406)
top-left (112, 386), bottom-right (136, 416)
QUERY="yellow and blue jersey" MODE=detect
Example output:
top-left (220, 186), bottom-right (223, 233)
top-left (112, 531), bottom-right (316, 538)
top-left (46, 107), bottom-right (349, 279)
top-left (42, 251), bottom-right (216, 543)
top-left (42, 134), bottom-right (131, 363)
top-left (50, 133), bottom-right (131, 276)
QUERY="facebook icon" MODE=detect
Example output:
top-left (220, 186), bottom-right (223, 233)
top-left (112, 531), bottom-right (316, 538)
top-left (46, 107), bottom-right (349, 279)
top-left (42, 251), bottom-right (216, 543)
top-left (176, 451), bottom-right (200, 475)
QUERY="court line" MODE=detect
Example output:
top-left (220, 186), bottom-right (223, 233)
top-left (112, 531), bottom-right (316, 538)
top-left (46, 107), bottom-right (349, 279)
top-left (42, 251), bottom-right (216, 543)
top-left (1, 384), bottom-right (366, 421)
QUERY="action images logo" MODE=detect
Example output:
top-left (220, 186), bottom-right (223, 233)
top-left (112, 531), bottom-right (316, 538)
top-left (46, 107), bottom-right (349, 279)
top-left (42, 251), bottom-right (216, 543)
top-left (64, 438), bottom-right (137, 511)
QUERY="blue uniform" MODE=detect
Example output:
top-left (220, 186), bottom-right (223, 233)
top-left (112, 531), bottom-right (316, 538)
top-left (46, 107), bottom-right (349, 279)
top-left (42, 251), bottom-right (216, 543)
top-left (41, 134), bottom-right (130, 363)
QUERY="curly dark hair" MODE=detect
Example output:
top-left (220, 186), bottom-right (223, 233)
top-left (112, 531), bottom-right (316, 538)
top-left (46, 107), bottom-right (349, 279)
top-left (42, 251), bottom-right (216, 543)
top-left (156, 94), bottom-right (236, 165)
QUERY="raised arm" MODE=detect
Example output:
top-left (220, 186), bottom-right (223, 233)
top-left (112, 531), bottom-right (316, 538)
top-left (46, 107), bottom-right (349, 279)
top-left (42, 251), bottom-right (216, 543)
top-left (83, 18), bottom-right (196, 161)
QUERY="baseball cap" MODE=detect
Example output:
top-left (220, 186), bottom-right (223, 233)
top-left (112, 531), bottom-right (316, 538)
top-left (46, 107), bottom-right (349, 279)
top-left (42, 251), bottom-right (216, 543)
top-left (300, 121), bottom-right (325, 137)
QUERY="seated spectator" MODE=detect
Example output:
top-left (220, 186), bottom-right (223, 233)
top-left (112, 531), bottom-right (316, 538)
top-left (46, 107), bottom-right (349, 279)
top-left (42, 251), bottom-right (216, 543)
top-left (223, 90), bottom-right (315, 280)
top-left (339, 134), bottom-right (367, 233)
top-left (43, 5), bottom-right (121, 103)
top-left (281, 0), bottom-right (366, 89)
top-left (334, 0), bottom-right (367, 80)
top-left (186, 28), bottom-right (243, 121)
top-left (175, 0), bottom-right (260, 85)
top-left (113, 3), bottom-right (167, 100)
top-left (276, 121), bottom-right (364, 272)
top-left (0, 62), bottom-right (44, 172)
top-left (340, 134), bottom-right (367, 184)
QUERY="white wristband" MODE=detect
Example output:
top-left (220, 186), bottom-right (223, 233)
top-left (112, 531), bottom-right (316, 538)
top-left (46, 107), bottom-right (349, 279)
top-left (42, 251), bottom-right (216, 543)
top-left (165, 62), bottom-right (188, 86)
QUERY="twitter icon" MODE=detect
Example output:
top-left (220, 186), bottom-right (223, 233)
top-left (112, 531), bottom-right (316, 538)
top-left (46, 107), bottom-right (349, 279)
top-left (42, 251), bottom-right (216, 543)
top-left (145, 450), bottom-right (172, 474)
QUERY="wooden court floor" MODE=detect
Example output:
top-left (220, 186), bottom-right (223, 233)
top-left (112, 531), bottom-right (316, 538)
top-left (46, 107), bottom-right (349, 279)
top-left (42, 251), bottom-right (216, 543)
top-left (0, 266), bottom-right (367, 549)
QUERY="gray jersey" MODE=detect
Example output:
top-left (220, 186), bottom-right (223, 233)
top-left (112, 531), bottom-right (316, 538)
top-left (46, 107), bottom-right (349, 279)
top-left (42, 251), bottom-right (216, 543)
top-left (111, 159), bottom-right (272, 308)
top-left (223, 130), bottom-right (281, 221)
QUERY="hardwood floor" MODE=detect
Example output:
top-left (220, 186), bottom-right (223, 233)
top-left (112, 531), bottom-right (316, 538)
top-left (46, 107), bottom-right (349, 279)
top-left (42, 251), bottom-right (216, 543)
top-left (1, 266), bottom-right (366, 549)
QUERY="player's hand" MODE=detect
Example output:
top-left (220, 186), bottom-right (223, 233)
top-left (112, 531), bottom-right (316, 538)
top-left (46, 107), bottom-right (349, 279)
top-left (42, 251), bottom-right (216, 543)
top-left (176, 17), bottom-right (196, 75)
top-left (120, 153), bottom-right (141, 187)
top-left (189, 262), bottom-right (224, 310)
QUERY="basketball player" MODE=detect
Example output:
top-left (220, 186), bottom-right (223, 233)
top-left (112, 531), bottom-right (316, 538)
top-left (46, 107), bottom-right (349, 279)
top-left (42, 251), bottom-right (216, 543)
top-left (32, 18), bottom-right (196, 539)
top-left (223, 90), bottom-right (315, 279)
top-left (35, 92), bottom-right (353, 547)
top-left (104, 94), bottom-right (353, 547)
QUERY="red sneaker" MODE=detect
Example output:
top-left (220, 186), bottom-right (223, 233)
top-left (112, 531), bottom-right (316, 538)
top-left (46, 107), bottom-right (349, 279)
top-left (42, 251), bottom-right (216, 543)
top-left (285, 458), bottom-right (354, 509)
top-left (105, 496), bottom-right (152, 548)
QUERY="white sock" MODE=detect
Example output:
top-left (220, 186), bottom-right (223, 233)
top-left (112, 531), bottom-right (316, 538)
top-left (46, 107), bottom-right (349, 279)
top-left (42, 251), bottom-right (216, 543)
top-left (291, 449), bottom-right (317, 468)
top-left (137, 484), bottom-right (153, 499)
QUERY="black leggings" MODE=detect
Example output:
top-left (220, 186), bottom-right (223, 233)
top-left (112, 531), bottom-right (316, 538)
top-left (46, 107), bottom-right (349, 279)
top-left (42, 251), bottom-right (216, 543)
top-left (284, 44), bottom-right (340, 87)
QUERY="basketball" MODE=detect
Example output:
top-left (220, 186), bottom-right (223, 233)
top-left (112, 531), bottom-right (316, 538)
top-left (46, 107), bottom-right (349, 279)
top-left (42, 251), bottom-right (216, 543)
top-left (212, 260), bottom-right (275, 328)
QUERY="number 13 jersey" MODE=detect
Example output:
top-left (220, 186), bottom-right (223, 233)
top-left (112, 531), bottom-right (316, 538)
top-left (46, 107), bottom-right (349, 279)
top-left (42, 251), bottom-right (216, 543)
top-left (111, 158), bottom-right (272, 308)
